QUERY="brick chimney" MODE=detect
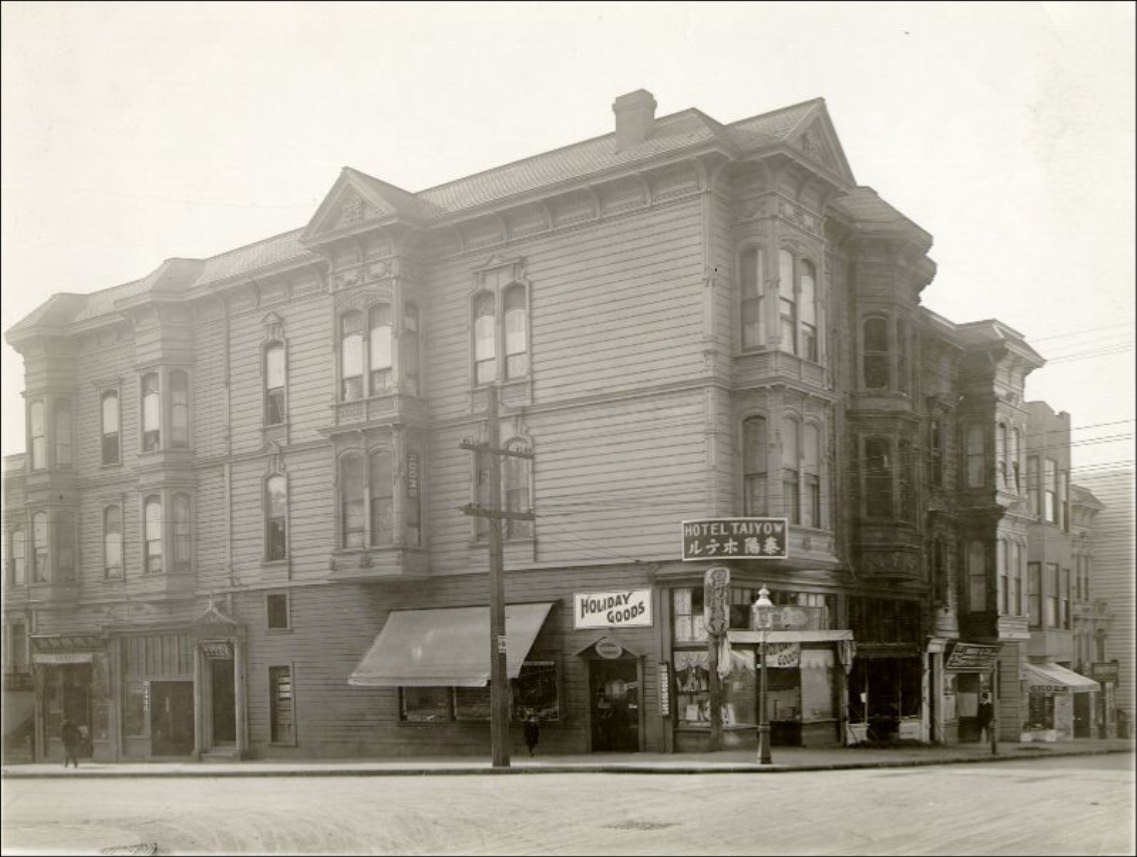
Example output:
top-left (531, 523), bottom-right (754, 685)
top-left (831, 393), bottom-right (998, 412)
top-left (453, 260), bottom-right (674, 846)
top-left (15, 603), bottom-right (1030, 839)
top-left (612, 89), bottom-right (657, 151)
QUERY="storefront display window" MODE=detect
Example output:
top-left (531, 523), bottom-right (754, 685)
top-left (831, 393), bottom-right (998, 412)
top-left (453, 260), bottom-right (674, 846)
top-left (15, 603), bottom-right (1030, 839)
top-left (401, 687), bottom-right (451, 722)
top-left (675, 650), bottom-right (711, 724)
top-left (401, 661), bottom-right (560, 723)
top-left (124, 682), bottom-right (147, 736)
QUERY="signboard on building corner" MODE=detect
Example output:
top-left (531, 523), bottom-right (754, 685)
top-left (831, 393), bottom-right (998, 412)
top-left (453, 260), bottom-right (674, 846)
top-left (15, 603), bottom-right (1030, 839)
top-left (574, 590), bottom-right (653, 629)
top-left (681, 518), bottom-right (788, 561)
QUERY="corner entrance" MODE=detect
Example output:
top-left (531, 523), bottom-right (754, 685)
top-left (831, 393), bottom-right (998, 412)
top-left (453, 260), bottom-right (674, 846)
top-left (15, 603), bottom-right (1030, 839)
top-left (588, 658), bottom-right (640, 753)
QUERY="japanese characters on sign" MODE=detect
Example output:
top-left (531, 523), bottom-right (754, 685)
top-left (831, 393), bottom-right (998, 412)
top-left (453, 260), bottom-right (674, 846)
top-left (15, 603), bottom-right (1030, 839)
top-left (574, 590), bottom-right (654, 629)
top-left (681, 518), bottom-right (788, 561)
top-left (658, 662), bottom-right (671, 716)
top-left (703, 566), bottom-right (731, 636)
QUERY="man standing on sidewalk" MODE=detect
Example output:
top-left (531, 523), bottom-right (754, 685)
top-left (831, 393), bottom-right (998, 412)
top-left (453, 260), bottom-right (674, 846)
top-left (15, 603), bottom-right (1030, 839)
top-left (60, 718), bottom-right (81, 769)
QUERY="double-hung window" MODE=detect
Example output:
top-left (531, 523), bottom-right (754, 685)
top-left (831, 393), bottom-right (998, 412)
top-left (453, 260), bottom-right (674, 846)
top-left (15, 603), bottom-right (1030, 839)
top-left (369, 304), bottom-right (393, 394)
top-left (472, 283), bottom-right (529, 385)
top-left (104, 505), bottom-right (123, 578)
top-left (341, 312), bottom-right (365, 401)
top-left (862, 317), bottom-right (890, 389)
top-left (264, 343), bottom-right (286, 425)
top-left (740, 247), bottom-right (765, 350)
top-left (141, 373), bottom-right (161, 451)
top-left (144, 496), bottom-right (163, 574)
top-left (55, 399), bottom-right (73, 466)
top-left (338, 450), bottom-right (395, 549)
top-left (10, 528), bottom-right (26, 586)
top-left (742, 416), bottom-right (767, 516)
top-left (778, 251), bottom-right (797, 355)
top-left (101, 391), bottom-right (121, 464)
top-left (29, 401), bottom-right (46, 469)
top-left (504, 440), bottom-right (532, 540)
top-left (781, 417), bottom-right (800, 524)
top-left (265, 475), bottom-right (288, 561)
top-left (864, 437), bottom-right (893, 518)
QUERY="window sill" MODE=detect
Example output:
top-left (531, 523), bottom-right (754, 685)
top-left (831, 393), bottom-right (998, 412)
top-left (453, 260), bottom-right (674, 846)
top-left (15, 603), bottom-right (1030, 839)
top-left (262, 559), bottom-right (289, 567)
top-left (266, 627), bottom-right (292, 635)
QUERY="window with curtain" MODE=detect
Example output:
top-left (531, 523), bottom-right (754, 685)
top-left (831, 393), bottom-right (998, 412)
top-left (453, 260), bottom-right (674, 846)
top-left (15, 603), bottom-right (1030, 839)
top-left (170, 371), bottom-right (189, 448)
top-left (862, 317), bottom-right (889, 389)
top-left (803, 423), bottom-right (821, 528)
top-left (266, 475), bottom-right (287, 561)
top-left (340, 453), bottom-right (365, 548)
top-left (966, 424), bottom-right (985, 488)
top-left (504, 285), bottom-right (528, 379)
top-left (101, 391), bottom-right (120, 464)
top-left (778, 250), bottom-right (797, 355)
top-left (341, 311), bottom-right (365, 401)
top-left (474, 292), bottom-right (496, 385)
top-left (504, 440), bottom-right (532, 540)
top-left (264, 343), bottom-right (286, 425)
top-left (742, 416), bottom-right (768, 516)
top-left (369, 303), bottom-right (393, 394)
top-left (369, 450), bottom-right (394, 546)
top-left (11, 528), bottom-right (26, 586)
top-left (782, 417), bottom-right (800, 523)
top-left (800, 260), bottom-right (817, 362)
top-left (1044, 459), bottom-right (1057, 523)
top-left (173, 494), bottom-right (191, 569)
top-left (56, 510), bottom-right (75, 581)
top-left (144, 496), bottom-right (162, 574)
top-left (929, 418), bottom-right (944, 486)
top-left (31, 512), bottom-right (48, 582)
top-left (968, 540), bottom-right (987, 612)
top-left (740, 247), bottom-right (765, 350)
top-left (29, 400), bottom-right (46, 469)
top-left (895, 318), bottom-right (909, 394)
top-left (403, 303), bottom-right (420, 395)
top-left (864, 437), bottom-right (892, 517)
top-left (1028, 562), bottom-right (1041, 628)
top-left (55, 399), bottom-right (72, 466)
top-left (141, 373), bottom-right (161, 451)
top-left (104, 505), bottom-right (123, 578)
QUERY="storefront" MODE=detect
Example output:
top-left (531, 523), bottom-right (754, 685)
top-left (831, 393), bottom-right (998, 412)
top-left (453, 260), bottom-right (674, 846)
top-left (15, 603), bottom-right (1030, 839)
top-left (30, 634), bottom-right (110, 763)
top-left (1021, 662), bottom-right (1100, 742)
top-left (941, 641), bottom-right (1001, 744)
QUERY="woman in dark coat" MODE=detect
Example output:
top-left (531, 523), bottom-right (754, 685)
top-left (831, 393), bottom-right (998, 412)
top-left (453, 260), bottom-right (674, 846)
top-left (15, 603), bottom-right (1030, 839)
top-left (61, 717), bottom-right (81, 768)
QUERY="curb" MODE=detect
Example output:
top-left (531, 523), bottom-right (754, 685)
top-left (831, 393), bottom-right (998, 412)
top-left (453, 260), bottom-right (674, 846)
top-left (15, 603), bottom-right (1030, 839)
top-left (3, 746), bottom-right (1132, 779)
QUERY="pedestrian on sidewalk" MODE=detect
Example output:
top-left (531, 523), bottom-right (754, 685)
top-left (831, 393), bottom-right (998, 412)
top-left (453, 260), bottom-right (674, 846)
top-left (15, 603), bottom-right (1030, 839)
top-left (60, 717), bottom-right (81, 769)
top-left (977, 690), bottom-right (994, 744)
top-left (523, 711), bottom-right (540, 757)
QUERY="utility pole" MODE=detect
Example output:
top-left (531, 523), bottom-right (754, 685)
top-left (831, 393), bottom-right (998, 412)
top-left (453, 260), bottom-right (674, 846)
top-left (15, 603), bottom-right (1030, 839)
top-left (459, 388), bottom-right (534, 768)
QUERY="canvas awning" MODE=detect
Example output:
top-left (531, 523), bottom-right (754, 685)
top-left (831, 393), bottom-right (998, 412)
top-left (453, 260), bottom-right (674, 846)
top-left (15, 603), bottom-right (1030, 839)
top-left (348, 603), bottom-right (554, 688)
top-left (1022, 662), bottom-right (1100, 694)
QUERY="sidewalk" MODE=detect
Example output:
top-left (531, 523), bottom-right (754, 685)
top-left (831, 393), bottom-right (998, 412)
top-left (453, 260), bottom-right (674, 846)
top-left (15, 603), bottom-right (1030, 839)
top-left (3, 738), bottom-right (1133, 778)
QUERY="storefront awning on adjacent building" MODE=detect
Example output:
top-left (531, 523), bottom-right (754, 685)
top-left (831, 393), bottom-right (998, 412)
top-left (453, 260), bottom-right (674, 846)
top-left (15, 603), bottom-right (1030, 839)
top-left (1022, 662), bottom-right (1101, 693)
top-left (348, 603), bottom-right (555, 688)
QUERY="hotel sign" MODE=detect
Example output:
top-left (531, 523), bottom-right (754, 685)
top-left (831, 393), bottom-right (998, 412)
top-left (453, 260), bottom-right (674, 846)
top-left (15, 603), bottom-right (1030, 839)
top-left (681, 518), bottom-right (788, 561)
top-left (574, 590), bottom-right (653, 629)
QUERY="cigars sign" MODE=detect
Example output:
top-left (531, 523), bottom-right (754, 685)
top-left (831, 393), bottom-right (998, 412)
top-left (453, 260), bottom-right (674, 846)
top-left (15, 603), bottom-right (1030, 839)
top-left (574, 589), bottom-right (654, 629)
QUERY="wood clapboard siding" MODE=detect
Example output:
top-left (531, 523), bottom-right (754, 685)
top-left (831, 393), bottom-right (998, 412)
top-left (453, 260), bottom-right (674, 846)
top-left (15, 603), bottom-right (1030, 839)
top-left (193, 465), bottom-right (228, 591)
top-left (72, 337), bottom-right (135, 479)
top-left (192, 317), bottom-right (228, 459)
top-left (276, 449), bottom-right (337, 583)
top-left (242, 563), bottom-right (666, 757)
top-left (423, 200), bottom-right (706, 421)
top-left (225, 291), bottom-right (333, 455)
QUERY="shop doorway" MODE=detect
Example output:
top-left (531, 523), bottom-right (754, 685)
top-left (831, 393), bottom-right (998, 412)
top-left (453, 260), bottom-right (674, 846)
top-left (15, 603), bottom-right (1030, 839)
top-left (150, 681), bottom-right (194, 756)
top-left (209, 659), bottom-right (236, 745)
top-left (589, 659), bottom-right (639, 752)
top-left (41, 663), bottom-right (93, 761)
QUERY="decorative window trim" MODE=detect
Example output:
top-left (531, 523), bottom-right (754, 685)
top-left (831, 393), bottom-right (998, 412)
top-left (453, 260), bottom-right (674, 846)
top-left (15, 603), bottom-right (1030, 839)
top-left (741, 413), bottom-right (769, 517)
top-left (262, 340), bottom-right (288, 428)
top-left (100, 388), bottom-right (122, 466)
top-left (264, 473), bottom-right (289, 562)
top-left (336, 446), bottom-right (397, 550)
top-left (103, 503), bottom-right (124, 579)
top-left (738, 245), bottom-right (767, 352)
top-left (468, 255), bottom-right (531, 388)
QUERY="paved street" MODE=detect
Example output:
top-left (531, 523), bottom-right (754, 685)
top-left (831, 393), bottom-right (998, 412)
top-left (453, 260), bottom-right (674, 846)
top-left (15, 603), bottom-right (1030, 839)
top-left (2, 754), bottom-right (1133, 856)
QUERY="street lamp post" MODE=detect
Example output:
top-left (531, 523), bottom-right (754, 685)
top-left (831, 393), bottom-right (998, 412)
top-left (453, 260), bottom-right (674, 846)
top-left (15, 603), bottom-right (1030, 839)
top-left (753, 586), bottom-right (774, 765)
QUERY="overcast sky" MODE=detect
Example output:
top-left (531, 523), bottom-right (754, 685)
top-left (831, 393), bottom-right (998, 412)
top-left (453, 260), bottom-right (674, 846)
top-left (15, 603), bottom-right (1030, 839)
top-left (2, 1), bottom-right (1134, 477)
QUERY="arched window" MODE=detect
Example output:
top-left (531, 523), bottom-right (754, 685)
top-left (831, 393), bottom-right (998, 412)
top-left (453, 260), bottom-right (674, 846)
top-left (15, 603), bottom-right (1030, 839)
top-left (341, 311), bottom-right (365, 401)
top-left (778, 250), bottom-right (797, 355)
top-left (31, 512), bottom-right (48, 582)
top-left (369, 303), bottom-right (393, 394)
top-left (101, 391), bottom-right (120, 464)
top-left (966, 424), bottom-right (985, 488)
top-left (781, 417), bottom-right (800, 524)
top-left (104, 505), bottom-right (123, 578)
top-left (170, 371), bottom-right (189, 448)
top-left (473, 292), bottom-right (496, 385)
top-left (800, 260), bottom-right (817, 362)
top-left (172, 493), bottom-right (191, 570)
top-left (369, 450), bottom-right (394, 546)
top-left (144, 496), bottom-right (163, 574)
top-left (11, 528), bottom-right (26, 586)
top-left (340, 453), bottom-right (365, 548)
top-left (503, 285), bottom-right (528, 379)
top-left (803, 423), bottom-right (821, 528)
top-left (504, 439), bottom-right (532, 540)
top-left (968, 540), bottom-right (987, 612)
top-left (55, 399), bottom-right (72, 467)
top-left (862, 317), bottom-right (889, 389)
top-left (864, 437), bottom-right (892, 517)
top-left (141, 373), bottom-right (161, 451)
top-left (742, 416), bottom-right (768, 516)
top-left (264, 343), bottom-right (286, 425)
top-left (265, 475), bottom-right (287, 560)
top-left (740, 247), bottom-right (765, 350)
top-left (403, 303), bottom-right (420, 395)
top-left (29, 400), bottom-right (46, 469)
top-left (56, 509), bottom-right (75, 581)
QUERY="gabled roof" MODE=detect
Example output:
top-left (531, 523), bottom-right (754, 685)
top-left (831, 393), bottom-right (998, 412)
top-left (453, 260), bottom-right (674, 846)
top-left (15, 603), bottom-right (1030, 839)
top-left (728, 98), bottom-right (856, 185)
top-left (956, 319), bottom-right (1046, 368)
top-left (6, 293), bottom-right (88, 339)
top-left (302, 168), bottom-right (447, 245)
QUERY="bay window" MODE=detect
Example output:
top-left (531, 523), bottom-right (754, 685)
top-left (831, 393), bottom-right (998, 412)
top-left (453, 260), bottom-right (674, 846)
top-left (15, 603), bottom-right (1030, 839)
top-left (101, 390), bottom-right (121, 464)
top-left (31, 512), bottom-right (48, 582)
top-left (172, 493), bottom-right (192, 570)
top-left (104, 505), bottom-right (123, 578)
top-left (504, 439), bottom-right (532, 540)
top-left (800, 260), bottom-right (818, 362)
top-left (803, 423), bottom-right (821, 528)
top-left (55, 399), bottom-right (73, 466)
top-left (10, 528), bottom-right (26, 586)
top-left (144, 496), bottom-right (163, 574)
top-left (29, 400), bottom-right (46, 469)
top-left (967, 540), bottom-right (987, 612)
top-left (369, 303), bottom-right (393, 394)
top-left (338, 449), bottom-right (397, 549)
top-left (966, 424), bottom-right (985, 488)
top-left (141, 373), bottom-right (161, 451)
top-left (403, 303), bottom-right (420, 395)
top-left (864, 437), bottom-right (893, 518)
top-left (503, 285), bottom-right (528, 379)
top-left (740, 247), bottom-right (765, 350)
top-left (369, 450), bottom-right (394, 546)
top-left (781, 416), bottom-right (800, 524)
top-left (340, 311), bottom-right (365, 401)
top-left (862, 317), bottom-right (889, 389)
top-left (742, 416), bottom-right (767, 516)
top-left (778, 250), bottom-right (797, 354)
top-left (170, 371), bottom-right (189, 448)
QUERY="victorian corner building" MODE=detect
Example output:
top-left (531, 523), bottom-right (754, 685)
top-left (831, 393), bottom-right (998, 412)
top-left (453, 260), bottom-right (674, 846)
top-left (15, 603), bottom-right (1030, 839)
top-left (2, 90), bottom-right (1122, 763)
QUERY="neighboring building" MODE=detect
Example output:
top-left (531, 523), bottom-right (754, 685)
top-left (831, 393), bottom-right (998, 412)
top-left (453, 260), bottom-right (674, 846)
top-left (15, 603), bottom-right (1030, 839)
top-left (1074, 468), bottom-right (1136, 735)
top-left (0, 89), bottom-right (1103, 762)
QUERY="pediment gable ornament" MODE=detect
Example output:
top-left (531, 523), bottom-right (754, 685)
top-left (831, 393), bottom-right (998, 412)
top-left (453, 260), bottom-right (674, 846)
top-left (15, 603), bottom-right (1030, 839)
top-left (193, 592), bottom-right (238, 628)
